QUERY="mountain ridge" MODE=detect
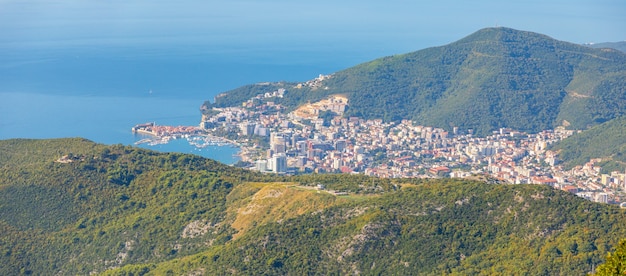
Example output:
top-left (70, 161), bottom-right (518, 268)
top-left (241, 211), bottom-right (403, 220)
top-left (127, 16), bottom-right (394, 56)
top-left (207, 27), bottom-right (626, 136)
top-left (585, 41), bottom-right (626, 53)
top-left (1, 138), bottom-right (626, 275)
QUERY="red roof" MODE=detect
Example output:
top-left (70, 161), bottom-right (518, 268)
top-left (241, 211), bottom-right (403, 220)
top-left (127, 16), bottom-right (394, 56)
top-left (340, 166), bottom-right (353, 173)
top-left (429, 166), bottom-right (450, 174)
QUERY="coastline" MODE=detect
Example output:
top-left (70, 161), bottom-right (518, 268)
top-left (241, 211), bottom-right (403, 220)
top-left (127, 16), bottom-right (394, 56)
top-left (132, 122), bottom-right (243, 164)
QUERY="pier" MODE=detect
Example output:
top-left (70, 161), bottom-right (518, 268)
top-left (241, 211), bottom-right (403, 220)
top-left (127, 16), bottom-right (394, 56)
top-left (132, 122), bottom-right (237, 149)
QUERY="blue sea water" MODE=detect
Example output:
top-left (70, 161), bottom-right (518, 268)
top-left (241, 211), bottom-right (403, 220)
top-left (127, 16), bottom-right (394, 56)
top-left (0, 43), bottom-right (379, 164)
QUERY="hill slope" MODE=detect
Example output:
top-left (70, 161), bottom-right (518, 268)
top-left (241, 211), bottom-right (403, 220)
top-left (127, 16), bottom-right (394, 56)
top-left (0, 138), bottom-right (272, 275)
top-left (208, 27), bottom-right (626, 136)
top-left (551, 116), bottom-right (626, 171)
top-left (1, 138), bottom-right (626, 275)
top-left (109, 180), bottom-right (626, 275)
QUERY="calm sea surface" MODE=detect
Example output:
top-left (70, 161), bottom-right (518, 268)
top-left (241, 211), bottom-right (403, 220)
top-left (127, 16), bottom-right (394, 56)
top-left (0, 45), bottom-right (376, 164)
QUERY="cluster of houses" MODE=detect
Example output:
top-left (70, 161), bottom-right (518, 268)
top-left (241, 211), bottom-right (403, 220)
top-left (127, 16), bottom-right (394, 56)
top-left (197, 76), bottom-right (626, 205)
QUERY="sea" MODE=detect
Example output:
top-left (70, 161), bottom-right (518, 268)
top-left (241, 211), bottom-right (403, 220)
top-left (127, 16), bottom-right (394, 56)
top-left (2, 0), bottom-right (485, 164)
top-left (0, 40), bottom-right (395, 164)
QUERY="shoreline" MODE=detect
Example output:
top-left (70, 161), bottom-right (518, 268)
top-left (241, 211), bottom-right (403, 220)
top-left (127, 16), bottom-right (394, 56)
top-left (132, 123), bottom-right (244, 163)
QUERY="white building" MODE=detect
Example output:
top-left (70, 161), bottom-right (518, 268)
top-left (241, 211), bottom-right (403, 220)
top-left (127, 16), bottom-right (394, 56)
top-left (273, 153), bottom-right (287, 174)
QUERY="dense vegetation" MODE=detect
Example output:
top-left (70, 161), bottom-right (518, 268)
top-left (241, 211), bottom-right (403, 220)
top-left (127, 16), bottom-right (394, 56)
top-left (595, 239), bottom-right (626, 275)
top-left (551, 116), bottom-right (626, 171)
top-left (0, 138), bottom-right (264, 275)
top-left (1, 138), bottom-right (626, 275)
top-left (207, 27), bottom-right (626, 136)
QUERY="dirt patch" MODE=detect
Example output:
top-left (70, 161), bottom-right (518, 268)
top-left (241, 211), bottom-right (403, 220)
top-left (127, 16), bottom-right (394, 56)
top-left (292, 95), bottom-right (348, 120)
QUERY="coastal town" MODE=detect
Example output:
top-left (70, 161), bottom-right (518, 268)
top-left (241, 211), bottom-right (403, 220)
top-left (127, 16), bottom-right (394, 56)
top-left (134, 75), bottom-right (626, 205)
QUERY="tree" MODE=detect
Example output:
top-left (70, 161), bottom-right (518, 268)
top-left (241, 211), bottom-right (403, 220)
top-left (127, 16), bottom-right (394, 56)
top-left (594, 239), bottom-right (626, 275)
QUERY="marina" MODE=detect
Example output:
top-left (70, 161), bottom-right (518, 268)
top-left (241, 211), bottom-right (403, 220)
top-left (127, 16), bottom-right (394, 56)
top-left (132, 122), bottom-right (239, 154)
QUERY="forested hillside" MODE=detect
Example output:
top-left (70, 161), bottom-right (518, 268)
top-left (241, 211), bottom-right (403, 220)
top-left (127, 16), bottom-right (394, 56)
top-left (1, 138), bottom-right (626, 275)
top-left (0, 138), bottom-right (263, 275)
top-left (551, 116), bottom-right (626, 171)
top-left (207, 27), bottom-right (626, 136)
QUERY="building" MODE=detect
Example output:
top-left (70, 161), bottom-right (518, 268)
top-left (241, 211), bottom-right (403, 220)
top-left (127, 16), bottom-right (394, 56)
top-left (335, 139), bottom-right (347, 152)
top-left (561, 185), bottom-right (579, 194)
top-left (255, 160), bottom-right (268, 172)
top-left (595, 193), bottom-right (608, 204)
top-left (240, 123), bottom-right (256, 136)
top-left (429, 166), bottom-right (450, 176)
top-left (273, 153), bottom-right (287, 174)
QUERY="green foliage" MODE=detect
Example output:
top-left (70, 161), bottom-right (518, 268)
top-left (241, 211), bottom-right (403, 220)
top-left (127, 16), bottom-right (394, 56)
top-left (595, 239), bottom-right (626, 275)
top-left (0, 138), bottom-right (250, 275)
top-left (141, 179), bottom-right (626, 275)
top-left (206, 27), bottom-right (626, 136)
top-left (2, 139), bottom-right (626, 275)
top-left (551, 116), bottom-right (626, 170)
top-left (207, 82), bottom-right (298, 109)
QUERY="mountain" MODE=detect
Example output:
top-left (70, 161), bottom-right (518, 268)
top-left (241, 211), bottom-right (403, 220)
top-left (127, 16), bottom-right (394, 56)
top-left (551, 116), bottom-right (626, 171)
top-left (2, 138), bottom-right (626, 275)
top-left (585, 41), bottom-right (626, 53)
top-left (207, 27), bottom-right (626, 136)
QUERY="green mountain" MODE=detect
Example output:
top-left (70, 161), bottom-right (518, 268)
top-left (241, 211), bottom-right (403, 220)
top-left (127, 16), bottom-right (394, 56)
top-left (207, 27), bottom-right (626, 136)
top-left (2, 138), bottom-right (626, 275)
top-left (551, 116), bottom-right (626, 171)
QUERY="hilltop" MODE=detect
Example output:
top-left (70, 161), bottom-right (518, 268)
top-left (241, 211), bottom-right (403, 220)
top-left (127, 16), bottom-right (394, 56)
top-left (206, 27), bottom-right (626, 136)
top-left (1, 138), bottom-right (626, 275)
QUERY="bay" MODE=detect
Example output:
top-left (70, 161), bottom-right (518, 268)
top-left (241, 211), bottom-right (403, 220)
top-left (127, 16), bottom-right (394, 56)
top-left (0, 46), bottom-right (370, 164)
top-left (0, 91), bottom-right (240, 164)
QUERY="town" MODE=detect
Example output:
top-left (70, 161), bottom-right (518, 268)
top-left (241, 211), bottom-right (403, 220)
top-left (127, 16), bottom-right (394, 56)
top-left (149, 75), bottom-right (626, 205)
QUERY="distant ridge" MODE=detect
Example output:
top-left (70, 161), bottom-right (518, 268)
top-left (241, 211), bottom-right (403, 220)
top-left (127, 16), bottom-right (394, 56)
top-left (209, 27), bottom-right (626, 136)
top-left (584, 41), bottom-right (626, 53)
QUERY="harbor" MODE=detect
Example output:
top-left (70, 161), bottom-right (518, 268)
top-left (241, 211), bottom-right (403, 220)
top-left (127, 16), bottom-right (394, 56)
top-left (132, 122), bottom-right (240, 160)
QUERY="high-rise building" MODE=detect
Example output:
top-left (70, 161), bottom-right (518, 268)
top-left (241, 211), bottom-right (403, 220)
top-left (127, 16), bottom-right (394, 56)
top-left (332, 158), bottom-right (342, 170)
top-left (239, 123), bottom-right (255, 136)
top-left (296, 155), bottom-right (307, 167)
top-left (273, 153), bottom-right (287, 174)
top-left (296, 141), bottom-right (307, 155)
top-left (271, 135), bottom-right (286, 154)
top-left (335, 139), bottom-right (347, 152)
top-left (254, 125), bottom-right (269, 136)
top-left (255, 160), bottom-right (268, 172)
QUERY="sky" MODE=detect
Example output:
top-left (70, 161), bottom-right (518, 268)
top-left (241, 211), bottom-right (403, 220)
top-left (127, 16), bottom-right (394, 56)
top-left (1, 0), bottom-right (624, 57)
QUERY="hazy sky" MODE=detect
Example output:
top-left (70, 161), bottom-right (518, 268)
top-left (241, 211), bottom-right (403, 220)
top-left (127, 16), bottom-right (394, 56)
top-left (1, 0), bottom-right (624, 55)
